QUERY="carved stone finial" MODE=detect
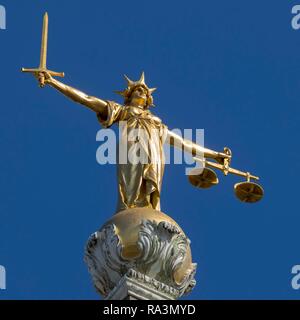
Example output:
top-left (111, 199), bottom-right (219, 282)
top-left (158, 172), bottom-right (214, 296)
top-left (84, 208), bottom-right (197, 300)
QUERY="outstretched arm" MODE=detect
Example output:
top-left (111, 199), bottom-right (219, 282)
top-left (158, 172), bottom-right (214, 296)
top-left (166, 129), bottom-right (230, 163)
top-left (40, 72), bottom-right (108, 119)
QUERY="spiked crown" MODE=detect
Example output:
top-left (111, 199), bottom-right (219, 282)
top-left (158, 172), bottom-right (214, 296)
top-left (115, 72), bottom-right (156, 107)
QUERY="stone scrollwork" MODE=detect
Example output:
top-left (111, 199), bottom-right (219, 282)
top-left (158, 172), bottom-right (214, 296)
top-left (84, 224), bottom-right (133, 296)
top-left (84, 219), bottom-right (197, 299)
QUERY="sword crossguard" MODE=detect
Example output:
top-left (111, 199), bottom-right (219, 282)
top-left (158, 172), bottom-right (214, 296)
top-left (21, 68), bottom-right (65, 87)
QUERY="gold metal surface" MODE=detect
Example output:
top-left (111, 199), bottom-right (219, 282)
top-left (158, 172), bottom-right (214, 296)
top-left (194, 152), bottom-right (264, 202)
top-left (39, 11), bottom-right (48, 70)
top-left (234, 181), bottom-right (264, 203)
top-left (30, 70), bottom-right (234, 211)
top-left (22, 13), bottom-right (264, 207)
top-left (188, 167), bottom-right (219, 189)
top-left (101, 208), bottom-right (193, 284)
top-left (194, 155), bottom-right (260, 181)
top-left (115, 72), bottom-right (156, 107)
top-left (21, 12), bottom-right (64, 87)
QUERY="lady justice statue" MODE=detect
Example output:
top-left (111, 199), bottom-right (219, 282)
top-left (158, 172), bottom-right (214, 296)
top-left (37, 71), bottom-right (231, 212)
top-left (22, 13), bottom-right (263, 300)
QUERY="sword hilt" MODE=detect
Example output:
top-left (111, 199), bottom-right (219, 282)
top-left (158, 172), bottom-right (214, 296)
top-left (39, 73), bottom-right (45, 88)
top-left (21, 67), bottom-right (65, 87)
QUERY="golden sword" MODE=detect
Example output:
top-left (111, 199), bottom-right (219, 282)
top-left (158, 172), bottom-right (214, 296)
top-left (21, 12), bottom-right (64, 87)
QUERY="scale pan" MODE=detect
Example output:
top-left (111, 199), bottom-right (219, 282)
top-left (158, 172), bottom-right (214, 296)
top-left (234, 182), bottom-right (264, 203)
top-left (188, 168), bottom-right (219, 189)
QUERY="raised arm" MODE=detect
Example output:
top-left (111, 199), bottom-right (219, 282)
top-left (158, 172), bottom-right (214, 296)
top-left (166, 129), bottom-right (231, 163)
top-left (40, 71), bottom-right (108, 119)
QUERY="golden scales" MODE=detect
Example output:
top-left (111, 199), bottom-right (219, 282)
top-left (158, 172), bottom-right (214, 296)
top-left (189, 147), bottom-right (264, 203)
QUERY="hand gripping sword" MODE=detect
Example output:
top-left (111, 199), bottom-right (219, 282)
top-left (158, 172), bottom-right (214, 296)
top-left (21, 12), bottom-right (64, 87)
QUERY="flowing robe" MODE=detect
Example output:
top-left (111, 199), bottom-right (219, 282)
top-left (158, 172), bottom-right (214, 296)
top-left (97, 101), bottom-right (168, 213)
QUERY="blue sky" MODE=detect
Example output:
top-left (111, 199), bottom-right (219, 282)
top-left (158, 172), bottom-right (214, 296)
top-left (0, 0), bottom-right (300, 299)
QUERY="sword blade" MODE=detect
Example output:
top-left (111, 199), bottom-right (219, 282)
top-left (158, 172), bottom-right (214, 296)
top-left (39, 12), bottom-right (48, 69)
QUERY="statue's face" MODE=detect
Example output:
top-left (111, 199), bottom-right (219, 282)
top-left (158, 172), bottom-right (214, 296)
top-left (129, 86), bottom-right (148, 107)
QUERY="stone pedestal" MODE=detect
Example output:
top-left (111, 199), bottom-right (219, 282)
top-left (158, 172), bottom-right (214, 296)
top-left (106, 269), bottom-right (179, 300)
top-left (84, 208), bottom-right (197, 300)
